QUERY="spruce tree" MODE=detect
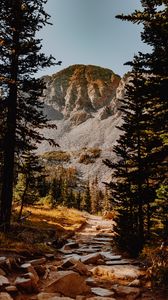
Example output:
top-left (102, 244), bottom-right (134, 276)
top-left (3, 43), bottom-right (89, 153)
top-left (0, 0), bottom-right (58, 231)
top-left (105, 0), bottom-right (168, 254)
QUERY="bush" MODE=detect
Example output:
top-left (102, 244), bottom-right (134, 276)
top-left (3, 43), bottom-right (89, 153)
top-left (142, 245), bottom-right (168, 287)
top-left (42, 151), bottom-right (70, 162)
top-left (78, 148), bottom-right (101, 164)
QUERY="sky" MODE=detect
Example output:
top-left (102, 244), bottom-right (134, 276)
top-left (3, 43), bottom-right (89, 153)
top-left (38, 0), bottom-right (150, 77)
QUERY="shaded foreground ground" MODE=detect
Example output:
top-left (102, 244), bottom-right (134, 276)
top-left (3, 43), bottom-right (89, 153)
top-left (0, 209), bottom-right (168, 299)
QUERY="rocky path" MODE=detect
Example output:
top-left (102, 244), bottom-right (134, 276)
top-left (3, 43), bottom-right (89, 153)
top-left (0, 213), bottom-right (167, 300)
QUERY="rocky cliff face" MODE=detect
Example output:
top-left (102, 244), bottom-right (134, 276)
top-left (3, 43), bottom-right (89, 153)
top-left (39, 64), bottom-right (128, 184)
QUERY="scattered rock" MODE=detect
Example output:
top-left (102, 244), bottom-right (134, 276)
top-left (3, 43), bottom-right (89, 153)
top-left (91, 287), bottom-right (114, 297)
top-left (5, 286), bottom-right (18, 293)
top-left (112, 285), bottom-right (141, 299)
top-left (0, 268), bottom-right (6, 276)
top-left (28, 257), bottom-right (46, 266)
top-left (20, 263), bottom-right (39, 283)
top-left (128, 279), bottom-right (141, 287)
top-left (34, 265), bottom-right (47, 277)
top-left (0, 292), bottom-right (13, 300)
top-left (60, 258), bottom-right (90, 276)
top-left (46, 270), bottom-right (90, 297)
top-left (89, 297), bottom-right (116, 300)
top-left (15, 276), bottom-right (38, 293)
top-left (0, 275), bottom-right (9, 287)
top-left (81, 253), bottom-right (103, 265)
top-left (44, 254), bottom-right (55, 260)
top-left (37, 292), bottom-right (61, 300)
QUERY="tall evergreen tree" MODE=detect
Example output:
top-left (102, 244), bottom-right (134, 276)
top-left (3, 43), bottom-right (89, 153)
top-left (105, 0), bottom-right (168, 254)
top-left (0, 0), bottom-right (58, 231)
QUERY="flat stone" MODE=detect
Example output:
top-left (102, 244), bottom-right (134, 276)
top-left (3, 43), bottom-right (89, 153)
top-left (112, 285), bottom-right (141, 299)
top-left (91, 287), bottom-right (115, 297)
top-left (46, 270), bottom-right (90, 297)
top-left (44, 254), bottom-right (55, 260)
top-left (0, 275), bottom-right (9, 286)
top-left (81, 253), bottom-right (103, 265)
top-left (89, 297), bottom-right (116, 300)
top-left (20, 263), bottom-right (39, 283)
top-left (5, 286), bottom-right (18, 293)
top-left (0, 257), bottom-right (6, 264)
top-left (28, 257), bottom-right (46, 266)
top-left (37, 292), bottom-right (61, 300)
top-left (60, 258), bottom-right (90, 276)
top-left (100, 252), bottom-right (121, 261)
top-left (105, 260), bottom-right (131, 265)
top-left (128, 279), bottom-right (141, 287)
top-left (91, 265), bottom-right (141, 280)
top-left (15, 276), bottom-right (38, 293)
top-left (0, 293), bottom-right (13, 300)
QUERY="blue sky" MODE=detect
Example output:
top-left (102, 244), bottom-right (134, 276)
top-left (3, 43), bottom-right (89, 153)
top-left (38, 0), bottom-right (150, 77)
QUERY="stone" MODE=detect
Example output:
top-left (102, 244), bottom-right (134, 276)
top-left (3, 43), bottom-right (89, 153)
top-left (89, 297), bottom-right (116, 300)
top-left (34, 265), bottom-right (47, 277)
top-left (100, 252), bottom-right (121, 261)
top-left (91, 287), bottom-right (114, 297)
top-left (128, 279), bottom-right (141, 287)
top-left (0, 257), bottom-right (6, 264)
top-left (37, 292), bottom-right (61, 300)
top-left (91, 265), bottom-right (141, 280)
top-left (112, 285), bottom-right (141, 299)
top-left (61, 258), bottom-right (90, 276)
top-left (15, 276), bottom-right (38, 293)
top-left (0, 275), bottom-right (9, 286)
top-left (0, 293), bottom-right (13, 300)
top-left (0, 268), bottom-right (6, 276)
top-left (64, 242), bottom-right (79, 249)
top-left (81, 253), bottom-right (103, 265)
top-left (28, 257), bottom-right (46, 266)
top-left (20, 263), bottom-right (39, 283)
top-left (44, 254), bottom-right (55, 260)
top-left (85, 277), bottom-right (98, 287)
top-left (5, 286), bottom-right (18, 293)
top-left (46, 271), bottom-right (90, 298)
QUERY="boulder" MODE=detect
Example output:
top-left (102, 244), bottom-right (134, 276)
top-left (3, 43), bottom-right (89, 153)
top-left (46, 270), bottom-right (90, 298)
top-left (0, 293), bottom-right (13, 300)
top-left (0, 275), bottom-right (9, 287)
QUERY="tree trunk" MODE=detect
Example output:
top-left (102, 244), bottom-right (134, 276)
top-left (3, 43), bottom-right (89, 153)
top-left (0, 2), bottom-right (20, 232)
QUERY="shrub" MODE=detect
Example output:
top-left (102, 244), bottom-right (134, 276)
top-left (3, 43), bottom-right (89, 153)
top-left (42, 151), bottom-right (70, 162)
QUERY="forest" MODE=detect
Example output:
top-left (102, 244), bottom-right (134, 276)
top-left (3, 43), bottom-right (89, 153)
top-left (0, 0), bottom-right (168, 296)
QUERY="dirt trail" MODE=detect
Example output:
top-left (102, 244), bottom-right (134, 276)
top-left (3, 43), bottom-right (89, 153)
top-left (0, 213), bottom-right (167, 299)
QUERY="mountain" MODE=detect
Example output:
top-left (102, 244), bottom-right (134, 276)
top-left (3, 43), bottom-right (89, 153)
top-left (39, 64), bottom-right (128, 184)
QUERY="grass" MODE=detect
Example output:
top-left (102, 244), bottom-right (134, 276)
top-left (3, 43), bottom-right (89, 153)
top-left (0, 206), bottom-right (86, 254)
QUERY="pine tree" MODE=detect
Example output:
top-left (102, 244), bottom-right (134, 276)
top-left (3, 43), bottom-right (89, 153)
top-left (0, 0), bottom-right (58, 231)
top-left (104, 0), bottom-right (168, 254)
top-left (14, 152), bottom-right (43, 221)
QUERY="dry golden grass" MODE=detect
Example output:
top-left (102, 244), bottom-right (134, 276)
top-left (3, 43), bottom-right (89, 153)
top-left (0, 206), bottom-right (86, 254)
